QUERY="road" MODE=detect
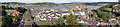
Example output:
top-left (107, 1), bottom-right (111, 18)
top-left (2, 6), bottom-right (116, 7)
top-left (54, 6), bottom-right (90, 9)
top-left (23, 8), bottom-right (34, 27)
top-left (18, 12), bottom-right (25, 27)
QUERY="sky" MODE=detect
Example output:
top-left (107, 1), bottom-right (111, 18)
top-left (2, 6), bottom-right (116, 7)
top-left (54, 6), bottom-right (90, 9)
top-left (0, 0), bottom-right (119, 3)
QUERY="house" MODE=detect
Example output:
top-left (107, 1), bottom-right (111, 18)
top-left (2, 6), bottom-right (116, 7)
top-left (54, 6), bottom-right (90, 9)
top-left (31, 8), bottom-right (34, 11)
top-left (13, 11), bottom-right (20, 16)
top-left (78, 20), bottom-right (87, 24)
top-left (56, 13), bottom-right (60, 16)
top-left (109, 18), bottom-right (116, 21)
top-left (40, 18), bottom-right (46, 21)
top-left (87, 18), bottom-right (98, 25)
top-left (50, 14), bottom-right (54, 17)
top-left (112, 4), bottom-right (120, 12)
top-left (109, 18), bottom-right (119, 25)
top-left (97, 22), bottom-right (109, 25)
top-left (80, 11), bottom-right (85, 15)
top-left (48, 16), bottom-right (52, 18)
top-left (50, 9), bottom-right (54, 12)
top-left (61, 13), bottom-right (70, 16)
top-left (74, 11), bottom-right (80, 15)
top-left (75, 13), bottom-right (80, 15)
top-left (53, 16), bottom-right (60, 19)
top-left (35, 15), bottom-right (40, 18)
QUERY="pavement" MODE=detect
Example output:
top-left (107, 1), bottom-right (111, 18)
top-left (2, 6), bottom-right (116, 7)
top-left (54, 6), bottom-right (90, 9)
top-left (23, 8), bottom-right (34, 27)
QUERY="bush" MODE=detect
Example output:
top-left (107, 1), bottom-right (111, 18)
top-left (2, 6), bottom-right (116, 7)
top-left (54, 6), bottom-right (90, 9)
top-left (15, 7), bottom-right (25, 12)
top-left (99, 8), bottom-right (112, 12)
top-left (97, 12), bottom-right (113, 21)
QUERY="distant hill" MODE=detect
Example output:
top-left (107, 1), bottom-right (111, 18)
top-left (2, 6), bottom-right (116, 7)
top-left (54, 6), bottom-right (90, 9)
top-left (62, 2), bottom-right (116, 6)
top-left (1, 2), bottom-right (26, 4)
top-left (31, 2), bottom-right (55, 5)
top-left (83, 2), bottom-right (115, 6)
top-left (71, 2), bottom-right (115, 3)
top-left (0, 2), bottom-right (117, 6)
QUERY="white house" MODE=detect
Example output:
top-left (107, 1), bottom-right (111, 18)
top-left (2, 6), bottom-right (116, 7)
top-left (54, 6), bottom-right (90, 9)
top-left (61, 13), bottom-right (70, 16)
top-left (78, 20), bottom-right (87, 24)
top-left (35, 15), bottom-right (40, 18)
top-left (80, 11), bottom-right (85, 15)
top-left (50, 14), bottom-right (54, 17)
top-left (109, 18), bottom-right (116, 21)
top-left (40, 18), bottom-right (46, 21)
top-left (50, 9), bottom-right (54, 12)
top-left (56, 13), bottom-right (60, 16)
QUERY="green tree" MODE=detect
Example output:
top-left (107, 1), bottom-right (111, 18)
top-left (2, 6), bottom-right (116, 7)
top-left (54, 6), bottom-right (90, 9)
top-left (63, 15), bottom-right (67, 19)
top-left (97, 12), bottom-right (113, 22)
top-left (96, 18), bottom-right (102, 22)
top-left (55, 18), bottom-right (64, 25)
top-left (1, 22), bottom-right (9, 27)
top-left (15, 7), bottom-right (25, 12)
top-left (2, 9), bottom-right (7, 16)
top-left (2, 6), bottom-right (14, 10)
top-left (2, 15), bottom-right (13, 27)
top-left (2, 6), bottom-right (9, 9)
top-left (66, 13), bottom-right (77, 25)
top-left (100, 8), bottom-right (112, 12)
top-left (74, 15), bottom-right (78, 19)
top-left (15, 15), bottom-right (19, 21)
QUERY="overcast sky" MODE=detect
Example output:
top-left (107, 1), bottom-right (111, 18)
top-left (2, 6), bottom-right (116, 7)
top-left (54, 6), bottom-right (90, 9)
top-left (0, 0), bottom-right (119, 3)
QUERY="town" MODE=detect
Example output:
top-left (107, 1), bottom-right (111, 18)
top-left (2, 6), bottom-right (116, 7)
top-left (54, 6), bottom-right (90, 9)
top-left (1, 1), bottom-right (120, 27)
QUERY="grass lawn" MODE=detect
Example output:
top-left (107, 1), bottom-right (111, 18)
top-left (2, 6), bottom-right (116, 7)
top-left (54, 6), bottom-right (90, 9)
top-left (0, 16), bottom-right (2, 22)
top-left (0, 22), bottom-right (2, 26)
top-left (25, 11), bottom-right (27, 16)
top-left (105, 8), bottom-right (112, 11)
top-left (23, 18), bottom-right (27, 20)
top-left (40, 22), bottom-right (50, 25)
top-left (7, 11), bottom-right (15, 13)
top-left (0, 16), bottom-right (2, 26)
top-left (6, 10), bottom-right (17, 14)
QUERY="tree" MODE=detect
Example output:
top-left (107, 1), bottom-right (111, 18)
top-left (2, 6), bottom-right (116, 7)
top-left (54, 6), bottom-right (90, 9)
top-left (15, 7), bottom-right (25, 12)
top-left (96, 18), bottom-right (102, 22)
top-left (89, 11), bottom-right (98, 17)
top-left (97, 12), bottom-right (113, 22)
top-left (1, 22), bottom-right (9, 27)
top-left (63, 15), bottom-right (67, 19)
top-left (101, 2), bottom-right (118, 8)
top-left (15, 15), bottom-right (19, 21)
top-left (74, 15), bottom-right (78, 19)
top-left (2, 6), bottom-right (14, 10)
top-left (2, 15), bottom-right (13, 27)
top-left (2, 9), bottom-right (7, 16)
top-left (2, 6), bottom-right (9, 9)
top-left (55, 18), bottom-right (64, 25)
top-left (99, 8), bottom-right (112, 12)
top-left (66, 13), bottom-right (77, 25)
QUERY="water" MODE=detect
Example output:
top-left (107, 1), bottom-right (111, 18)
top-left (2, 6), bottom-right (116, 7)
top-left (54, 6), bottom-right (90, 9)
top-left (86, 6), bottom-right (102, 10)
top-left (25, 7), bottom-right (67, 9)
